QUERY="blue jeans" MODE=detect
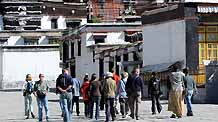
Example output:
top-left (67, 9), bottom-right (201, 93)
top-left (90, 96), bottom-right (101, 120)
top-left (105, 98), bottom-right (115, 122)
top-left (185, 90), bottom-right (193, 114)
top-left (60, 92), bottom-right (72, 122)
top-left (37, 96), bottom-right (49, 121)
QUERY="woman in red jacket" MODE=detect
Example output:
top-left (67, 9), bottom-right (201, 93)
top-left (80, 74), bottom-right (90, 117)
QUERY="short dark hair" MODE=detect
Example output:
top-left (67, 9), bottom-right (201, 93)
top-left (183, 68), bottom-right (189, 74)
top-left (151, 72), bottom-right (156, 76)
top-left (39, 74), bottom-right (44, 78)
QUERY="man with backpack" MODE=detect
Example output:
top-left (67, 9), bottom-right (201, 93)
top-left (22, 74), bottom-right (35, 119)
top-left (56, 69), bottom-right (73, 122)
top-left (33, 74), bottom-right (49, 122)
top-left (148, 72), bottom-right (162, 115)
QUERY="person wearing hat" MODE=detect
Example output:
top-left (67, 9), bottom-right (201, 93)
top-left (104, 72), bottom-right (117, 122)
top-left (115, 72), bottom-right (129, 118)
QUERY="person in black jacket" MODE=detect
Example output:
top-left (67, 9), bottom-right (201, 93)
top-left (127, 67), bottom-right (144, 120)
top-left (148, 72), bottom-right (162, 115)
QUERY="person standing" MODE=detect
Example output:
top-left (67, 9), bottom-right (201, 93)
top-left (128, 68), bottom-right (144, 120)
top-left (56, 69), bottom-right (73, 122)
top-left (72, 78), bottom-right (81, 116)
top-left (168, 65), bottom-right (185, 118)
top-left (89, 73), bottom-right (101, 120)
top-left (183, 68), bottom-right (197, 116)
top-left (148, 72), bottom-right (162, 115)
top-left (33, 74), bottom-right (49, 122)
top-left (80, 76), bottom-right (90, 118)
top-left (115, 72), bottom-right (129, 118)
top-left (22, 74), bottom-right (35, 119)
top-left (104, 72), bottom-right (117, 122)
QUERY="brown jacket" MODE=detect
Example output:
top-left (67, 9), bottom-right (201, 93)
top-left (104, 77), bottom-right (116, 98)
top-left (90, 80), bottom-right (101, 97)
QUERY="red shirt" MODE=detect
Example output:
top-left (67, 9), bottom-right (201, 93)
top-left (80, 81), bottom-right (89, 101)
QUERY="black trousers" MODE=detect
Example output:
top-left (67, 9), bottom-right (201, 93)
top-left (84, 100), bottom-right (89, 117)
top-left (151, 94), bottom-right (162, 114)
top-left (72, 96), bottom-right (80, 115)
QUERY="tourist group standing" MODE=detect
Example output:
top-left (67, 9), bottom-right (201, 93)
top-left (22, 65), bottom-right (197, 122)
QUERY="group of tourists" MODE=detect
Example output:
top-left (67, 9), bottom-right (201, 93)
top-left (22, 65), bottom-right (197, 122)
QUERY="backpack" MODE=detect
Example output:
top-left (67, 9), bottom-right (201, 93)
top-left (26, 82), bottom-right (33, 94)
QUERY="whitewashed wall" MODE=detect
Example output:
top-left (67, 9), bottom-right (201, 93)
top-left (57, 16), bottom-right (67, 29)
top-left (76, 33), bottom-right (99, 81)
top-left (142, 20), bottom-right (186, 66)
top-left (1, 49), bottom-right (61, 89)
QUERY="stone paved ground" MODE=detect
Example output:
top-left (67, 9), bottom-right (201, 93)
top-left (0, 91), bottom-right (218, 122)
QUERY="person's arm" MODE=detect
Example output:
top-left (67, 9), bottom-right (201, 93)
top-left (148, 79), bottom-right (152, 96)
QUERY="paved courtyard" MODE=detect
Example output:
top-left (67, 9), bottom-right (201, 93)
top-left (0, 91), bottom-right (218, 122)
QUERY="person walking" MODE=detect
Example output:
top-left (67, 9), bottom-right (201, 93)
top-left (183, 68), bottom-right (197, 116)
top-left (56, 69), bottom-right (73, 122)
top-left (115, 72), bottom-right (129, 118)
top-left (104, 72), bottom-right (116, 122)
top-left (33, 74), bottom-right (49, 122)
top-left (99, 74), bottom-right (106, 110)
top-left (168, 65), bottom-right (185, 118)
top-left (22, 74), bottom-right (35, 119)
top-left (80, 75), bottom-right (90, 118)
top-left (89, 73), bottom-right (101, 120)
top-left (148, 72), bottom-right (162, 115)
top-left (72, 78), bottom-right (81, 116)
top-left (128, 67), bottom-right (144, 120)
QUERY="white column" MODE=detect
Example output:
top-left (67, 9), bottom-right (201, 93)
top-left (41, 16), bottom-right (51, 29)
top-left (38, 36), bottom-right (49, 45)
top-left (57, 16), bottom-right (66, 29)
top-left (7, 36), bottom-right (24, 45)
top-left (0, 15), bottom-right (3, 31)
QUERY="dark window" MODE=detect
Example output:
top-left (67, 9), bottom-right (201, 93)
top-left (123, 53), bottom-right (128, 61)
top-left (63, 41), bottom-right (69, 63)
top-left (93, 50), bottom-right (95, 62)
top-left (95, 38), bottom-right (105, 44)
top-left (71, 42), bottom-right (74, 58)
top-left (99, 58), bottom-right (104, 77)
top-left (24, 39), bottom-right (38, 45)
top-left (78, 40), bottom-right (81, 56)
top-left (66, 21), bottom-right (80, 29)
top-left (133, 52), bottom-right (139, 61)
top-left (51, 19), bottom-right (57, 29)
top-left (109, 57), bottom-right (114, 72)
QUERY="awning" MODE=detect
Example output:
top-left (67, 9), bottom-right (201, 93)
top-left (141, 61), bottom-right (184, 73)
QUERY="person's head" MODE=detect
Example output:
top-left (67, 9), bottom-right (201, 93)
top-left (171, 65), bottom-right (178, 72)
top-left (84, 73), bottom-right (89, 81)
top-left (133, 67), bottom-right (140, 76)
top-left (106, 72), bottom-right (113, 78)
top-left (183, 68), bottom-right (189, 75)
top-left (111, 68), bottom-right (115, 73)
top-left (91, 73), bottom-right (97, 81)
top-left (39, 74), bottom-right (45, 81)
top-left (62, 69), bottom-right (69, 75)
top-left (121, 72), bottom-right (128, 79)
top-left (151, 72), bottom-right (156, 77)
top-left (25, 74), bottom-right (32, 81)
